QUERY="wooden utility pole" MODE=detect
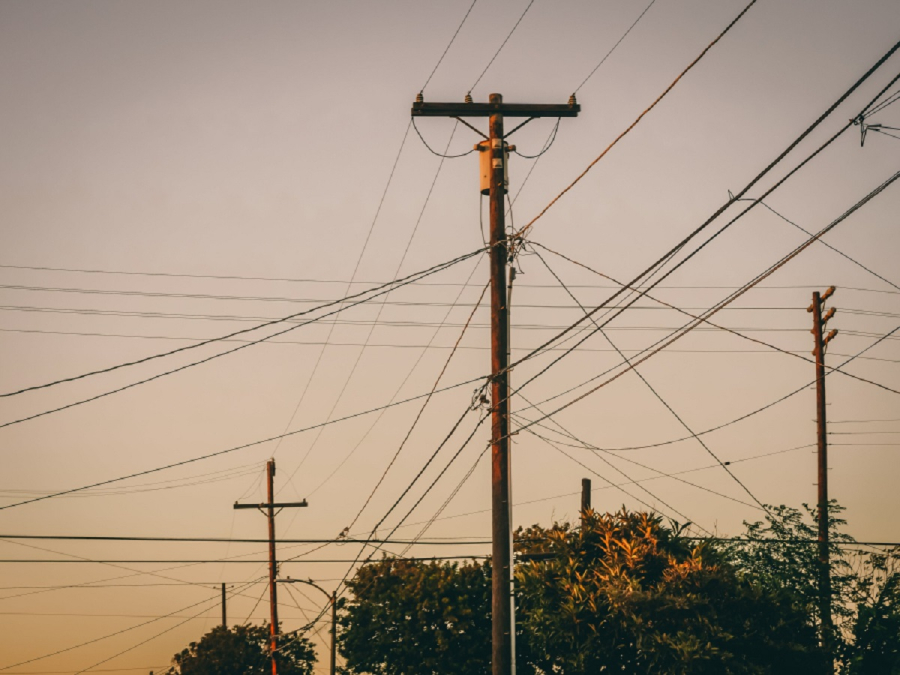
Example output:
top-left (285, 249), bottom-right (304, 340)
top-left (330, 591), bottom-right (337, 675)
top-left (809, 287), bottom-right (838, 673)
top-left (234, 460), bottom-right (308, 675)
top-left (412, 93), bottom-right (579, 675)
top-left (221, 582), bottom-right (227, 629)
top-left (581, 478), bottom-right (592, 527)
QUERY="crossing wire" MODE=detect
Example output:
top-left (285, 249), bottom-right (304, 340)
top-left (513, 175), bottom-right (900, 450)
top-left (0, 247), bottom-right (482, 401)
top-left (281, 120), bottom-right (467, 493)
top-left (573, 0), bottom-right (659, 93)
top-left (514, 0), bottom-right (761, 243)
top-left (504, 65), bottom-right (900, 404)
top-left (532, 248), bottom-right (771, 513)
top-left (0, 250), bottom-right (483, 432)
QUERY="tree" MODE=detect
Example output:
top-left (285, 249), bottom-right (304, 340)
top-left (164, 623), bottom-right (316, 675)
top-left (516, 509), bottom-right (818, 674)
top-left (727, 501), bottom-right (900, 674)
top-left (338, 557), bottom-right (496, 675)
top-left (339, 510), bottom-right (821, 674)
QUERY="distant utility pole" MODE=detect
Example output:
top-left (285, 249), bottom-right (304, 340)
top-left (234, 460), bottom-right (308, 675)
top-left (581, 478), bottom-right (592, 527)
top-left (412, 92), bottom-right (580, 675)
top-left (809, 287), bottom-right (838, 674)
top-left (221, 582), bottom-right (227, 629)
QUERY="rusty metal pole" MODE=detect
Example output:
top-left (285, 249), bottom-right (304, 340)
top-left (266, 460), bottom-right (279, 675)
top-left (330, 592), bottom-right (337, 675)
top-left (488, 92), bottom-right (512, 675)
top-left (581, 478), bottom-right (592, 526)
top-left (810, 291), bottom-right (833, 674)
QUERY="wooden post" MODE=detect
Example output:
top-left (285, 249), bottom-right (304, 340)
top-left (221, 582), bottom-right (227, 629)
top-left (233, 461), bottom-right (308, 675)
top-left (330, 592), bottom-right (337, 675)
top-left (266, 460), bottom-right (278, 675)
top-left (581, 478), bottom-right (592, 526)
top-left (410, 92), bottom-right (579, 675)
top-left (487, 92), bottom-right (512, 675)
top-left (809, 287), bottom-right (837, 674)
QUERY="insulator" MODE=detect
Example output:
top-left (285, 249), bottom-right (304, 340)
top-left (465, 92), bottom-right (473, 104)
top-left (415, 91), bottom-right (424, 104)
top-left (568, 93), bottom-right (577, 106)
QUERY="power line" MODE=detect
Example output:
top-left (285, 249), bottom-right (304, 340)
top-left (420, 0), bottom-right (478, 93)
top-left (0, 534), bottom-right (491, 545)
top-left (468, 0), bottom-right (534, 94)
top-left (510, 170), bottom-right (900, 446)
top-left (514, 0), bottom-right (761, 242)
top-left (0, 374), bottom-right (483, 512)
top-left (0, 248), bottom-right (481, 401)
top-left (533, 248), bottom-right (771, 513)
top-left (6, 262), bottom-right (897, 294)
top-left (280, 119), bottom-right (467, 496)
top-left (573, 0), bottom-right (658, 93)
top-left (504, 69), bottom-right (900, 410)
top-left (0, 252), bottom-right (482, 433)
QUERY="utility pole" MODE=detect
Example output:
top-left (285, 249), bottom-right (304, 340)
top-left (412, 92), bottom-right (579, 675)
top-left (279, 577), bottom-right (337, 675)
top-left (581, 478), bottom-right (592, 527)
top-left (234, 460), bottom-right (308, 675)
top-left (221, 582), bottom-right (227, 629)
top-left (809, 287), bottom-right (838, 674)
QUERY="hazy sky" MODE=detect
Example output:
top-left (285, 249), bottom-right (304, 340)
top-left (1, 1), bottom-right (899, 671)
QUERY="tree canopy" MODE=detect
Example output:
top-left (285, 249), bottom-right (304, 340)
top-left (164, 623), bottom-right (316, 675)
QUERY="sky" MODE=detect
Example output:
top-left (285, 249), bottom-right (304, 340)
top-left (1, 0), bottom-right (899, 672)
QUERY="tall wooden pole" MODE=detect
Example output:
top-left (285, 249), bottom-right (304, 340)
top-left (810, 288), bottom-right (837, 674)
top-left (221, 582), bottom-right (227, 629)
top-left (330, 592), bottom-right (337, 675)
top-left (266, 460), bottom-right (279, 675)
top-left (488, 92), bottom-right (512, 675)
top-left (410, 92), bottom-right (578, 675)
top-left (233, 463), bottom-right (307, 675)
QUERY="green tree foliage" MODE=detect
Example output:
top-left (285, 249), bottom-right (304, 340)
top-left (338, 557), bottom-right (494, 675)
top-left (339, 510), bottom-right (821, 674)
top-left (164, 623), bottom-right (316, 675)
top-left (516, 509), bottom-right (818, 674)
top-left (727, 502), bottom-right (900, 674)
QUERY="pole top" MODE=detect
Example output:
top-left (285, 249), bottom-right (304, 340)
top-left (489, 93), bottom-right (502, 104)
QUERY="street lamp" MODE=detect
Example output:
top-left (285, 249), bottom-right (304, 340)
top-left (278, 577), bottom-right (337, 675)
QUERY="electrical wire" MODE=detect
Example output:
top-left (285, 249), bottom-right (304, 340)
top-left (0, 251), bottom-right (483, 433)
top-left (0, 248), bottom-right (482, 402)
top-left (281, 119), bottom-right (465, 493)
top-left (343, 280), bottom-right (490, 530)
top-left (468, 0), bottom-right (535, 94)
top-left (0, 373), bottom-right (484, 512)
top-left (512, 118), bottom-right (560, 159)
top-left (514, 0), bottom-right (762, 242)
top-left (420, 0), bottom-right (479, 93)
top-left (532, 249), bottom-right (771, 512)
top-left (511, 170), bottom-right (900, 446)
top-left (412, 117), bottom-right (475, 158)
top-left (265, 119), bottom-right (414, 472)
top-left (71, 581), bottom-right (257, 675)
top-left (573, 0), bottom-right (659, 93)
top-left (505, 67), bottom-right (900, 403)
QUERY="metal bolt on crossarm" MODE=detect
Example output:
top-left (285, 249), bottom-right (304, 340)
top-left (233, 460), bottom-right (308, 675)
top-left (411, 92), bottom-right (579, 675)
